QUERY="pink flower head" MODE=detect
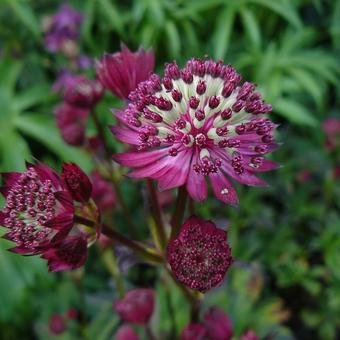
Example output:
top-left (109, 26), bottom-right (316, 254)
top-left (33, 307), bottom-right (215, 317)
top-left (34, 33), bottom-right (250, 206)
top-left (180, 323), bottom-right (207, 340)
top-left (43, 3), bottom-right (83, 55)
top-left (112, 59), bottom-right (279, 205)
top-left (240, 330), bottom-right (259, 340)
top-left (62, 163), bottom-right (92, 202)
top-left (167, 216), bottom-right (233, 292)
top-left (96, 43), bottom-right (154, 100)
top-left (66, 308), bottom-right (78, 320)
top-left (115, 325), bottom-right (139, 340)
top-left (49, 314), bottom-right (66, 335)
top-left (203, 307), bottom-right (233, 340)
top-left (1, 162), bottom-right (100, 272)
top-left (114, 288), bottom-right (155, 324)
top-left (323, 118), bottom-right (340, 150)
top-left (55, 103), bottom-right (89, 146)
top-left (0, 162), bottom-right (74, 255)
top-left (63, 75), bottom-right (104, 108)
top-left (91, 171), bottom-right (116, 212)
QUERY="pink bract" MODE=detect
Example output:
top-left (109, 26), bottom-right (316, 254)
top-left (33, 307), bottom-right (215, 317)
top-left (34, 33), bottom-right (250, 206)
top-left (203, 307), bottom-right (233, 340)
top-left (180, 323), bottom-right (207, 340)
top-left (114, 288), bottom-right (155, 324)
top-left (167, 216), bottom-right (233, 292)
top-left (112, 58), bottom-right (279, 204)
top-left (96, 43), bottom-right (154, 100)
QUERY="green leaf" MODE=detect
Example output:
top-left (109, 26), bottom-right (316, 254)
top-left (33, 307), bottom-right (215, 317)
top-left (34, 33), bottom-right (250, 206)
top-left (0, 130), bottom-right (30, 171)
top-left (0, 59), bottom-right (22, 95)
top-left (240, 7), bottom-right (261, 49)
top-left (14, 113), bottom-right (92, 171)
top-left (212, 6), bottom-right (236, 59)
top-left (165, 21), bottom-right (181, 58)
top-left (287, 67), bottom-right (324, 109)
top-left (5, 0), bottom-right (41, 39)
top-left (274, 98), bottom-right (318, 126)
top-left (97, 0), bottom-right (124, 34)
top-left (248, 0), bottom-right (302, 29)
top-left (13, 83), bottom-right (55, 112)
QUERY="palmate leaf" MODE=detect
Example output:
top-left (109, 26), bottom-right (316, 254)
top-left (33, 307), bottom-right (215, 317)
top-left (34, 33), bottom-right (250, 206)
top-left (274, 98), bottom-right (318, 127)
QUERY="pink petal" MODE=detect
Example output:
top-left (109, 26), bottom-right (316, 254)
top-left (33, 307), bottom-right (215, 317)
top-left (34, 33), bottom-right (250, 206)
top-left (209, 173), bottom-right (239, 205)
top-left (186, 153), bottom-right (208, 202)
top-left (113, 149), bottom-right (168, 167)
top-left (111, 126), bottom-right (140, 145)
top-left (157, 150), bottom-right (192, 190)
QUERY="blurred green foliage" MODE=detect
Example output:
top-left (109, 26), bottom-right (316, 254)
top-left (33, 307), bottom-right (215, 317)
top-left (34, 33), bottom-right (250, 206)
top-left (0, 0), bottom-right (340, 339)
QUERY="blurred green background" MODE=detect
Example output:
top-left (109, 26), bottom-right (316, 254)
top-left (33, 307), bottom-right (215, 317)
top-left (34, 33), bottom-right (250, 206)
top-left (0, 0), bottom-right (340, 339)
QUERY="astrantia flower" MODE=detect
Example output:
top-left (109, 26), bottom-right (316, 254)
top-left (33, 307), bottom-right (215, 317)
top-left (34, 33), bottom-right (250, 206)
top-left (0, 162), bottom-right (99, 272)
top-left (240, 330), bottom-right (259, 340)
top-left (43, 3), bottom-right (83, 55)
top-left (203, 307), bottom-right (233, 340)
top-left (96, 44), bottom-right (154, 100)
top-left (49, 314), bottom-right (66, 335)
top-left (55, 103), bottom-right (89, 146)
top-left (180, 323), bottom-right (207, 340)
top-left (0, 163), bottom-right (74, 254)
top-left (112, 58), bottom-right (279, 204)
top-left (115, 325), bottom-right (139, 340)
top-left (323, 117), bottom-right (340, 150)
top-left (63, 75), bottom-right (104, 108)
top-left (167, 216), bottom-right (233, 292)
top-left (91, 171), bottom-right (116, 212)
top-left (114, 288), bottom-right (155, 324)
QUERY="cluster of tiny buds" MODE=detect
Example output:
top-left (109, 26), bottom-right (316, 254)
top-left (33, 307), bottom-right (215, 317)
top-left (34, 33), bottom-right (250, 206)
top-left (2, 168), bottom-right (57, 250)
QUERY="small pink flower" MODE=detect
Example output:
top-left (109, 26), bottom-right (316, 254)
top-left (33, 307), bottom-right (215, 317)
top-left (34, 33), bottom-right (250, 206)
top-left (240, 330), bottom-right (259, 340)
top-left (0, 162), bottom-right (74, 255)
top-left (49, 314), bottom-right (66, 335)
top-left (333, 165), bottom-right (340, 179)
top-left (203, 307), bottom-right (233, 340)
top-left (63, 75), bottom-right (104, 108)
top-left (167, 216), bottom-right (233, 292)
top-left (1, 162), bottom-right (99, 272)
top-left (114, 288), bottom-right (155, 324)
top-left (66, 308), bottom-right (78, 320)
top-left (91, 171), bottom-right (116, 212)
top-left (323, 118), bottom-right (340, 150)
top-left (96, 43), bottom-right (154, 100)
top-left (115, 325), bottom-right (139, 340)
top-left (180, 323), bottom-right (207, 340)
top-left (62, 163), bottom-right (92, 202)
top-left (55, 103), bottom-right (89, 146)
top-left (112, 59), bottom-right (278, 205)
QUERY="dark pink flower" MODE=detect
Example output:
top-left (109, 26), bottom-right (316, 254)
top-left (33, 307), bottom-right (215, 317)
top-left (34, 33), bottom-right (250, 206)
top-left (41, 234), bottom-right (88, 272)
top-left (49, 314), bottom-right (66, 335)
top-left (96, 44), bottom-right (154, 100)
top-left (43, 3), bottom-right (83, 55)
top-left (203, 307), bottom-right (233, 340)
top-left (180, 323), bottom-right (207, 340)
top-left (63, 75), bottom-right (104, 108)
top-left (323, 118), bottom-right (340, 150)
top-left (114, 288), bottom-right (155, 324)
top-left (55, 103), bottom-right (89, 146)
top-left (167, 216), bottom-right (233, 292)
top-left (296, 170), bottom-right (311, 183)
top-left (91, 171), bottom-right (116, 212)
top-left (112, 59), bottom-right (278, 205)
top-left (240, 330), bottom-right (259, 340)
top-left (115, 325), bottom-right (139, 340)
top-left (62, 163), bottom-right (92, 202)
top-left (333, 165), bottom-right (340, 179)
top-left (0, 162), bottom-right (74, 255)
top-left (97, 233), bottom-right (113, 250)
top-left (1, 162), bottom-right (100, 272)
top-left (66, 308), bottom-right (78, 320)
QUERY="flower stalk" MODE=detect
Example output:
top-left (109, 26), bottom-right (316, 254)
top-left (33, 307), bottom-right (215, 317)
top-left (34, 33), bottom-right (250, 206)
top-left (146, 179), bottom-right (167, 250)
top-left (170, 186), bottom-right (188, 239)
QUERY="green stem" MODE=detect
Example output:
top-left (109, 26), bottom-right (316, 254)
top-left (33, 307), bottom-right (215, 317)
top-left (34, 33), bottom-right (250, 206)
top-left (145, 324), bottom-right (157, 340)
top-left (170, 186), bottom-right (188, 239)
top-left (146, 179), bottom-right (167, 250)
top-left (90, 109), bottom-right (138, 236)
top-left (74, 215), bottom-right (162, 263)
top-left (100, 249), bottom-right (125, 297)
